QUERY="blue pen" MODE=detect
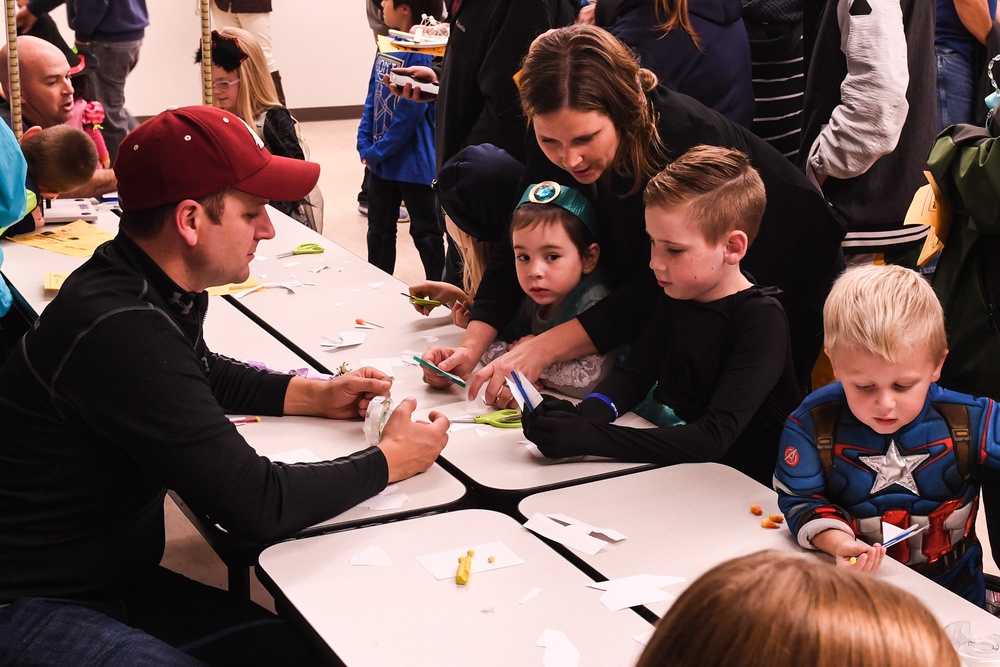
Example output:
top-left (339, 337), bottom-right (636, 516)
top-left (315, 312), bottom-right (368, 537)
top-left (510, 371), bottom-right (534, 414)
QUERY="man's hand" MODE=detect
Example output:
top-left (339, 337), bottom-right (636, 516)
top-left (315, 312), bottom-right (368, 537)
top-left (378, 397), bottom-right (450, 482)
top-left (284, 368), bottom-right (392, 419)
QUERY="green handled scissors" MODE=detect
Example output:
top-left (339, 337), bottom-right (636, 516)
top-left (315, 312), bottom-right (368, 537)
top-left (401, 292), bottom-right (442, 307)
top-left (452, 409), bottom-right (522, 428)
top-left (277, 242), bottom-right (324, 258)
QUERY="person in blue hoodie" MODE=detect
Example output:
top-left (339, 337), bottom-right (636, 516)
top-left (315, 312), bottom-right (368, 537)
top-left (0, 121), bottom-right (28, 363)
top-left (18, 0), bottom-right (149, 164)
top-left (592, 0), bottom-right (755, 128)
top-left (358, 0), bottom-right (445, 279)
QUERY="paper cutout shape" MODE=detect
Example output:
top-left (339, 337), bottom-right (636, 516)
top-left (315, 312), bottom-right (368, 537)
top-left (505, 371), bottom-right (542, 412)
top-left (349, 546), bottom-right (394, 567)
top-left (321, 331), bottom-right (367, 348)
top-left (535, 629), bottom-right (580, 667)
top-left (588, 574), bottom-right (685, 612)
top-left (360, 485), bottom-right (409, 510)
top-left (881, 521), bottom-right (929, 548)
top-left (416, 541), bottom-right (524, 580)
top-left (519, 587), bottom-right (542, 604)
top-left (523, 512), bottom-right (625, 556)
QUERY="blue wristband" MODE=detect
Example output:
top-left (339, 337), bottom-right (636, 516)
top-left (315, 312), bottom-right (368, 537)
top-left (584, 392), bottom-right (618, 420)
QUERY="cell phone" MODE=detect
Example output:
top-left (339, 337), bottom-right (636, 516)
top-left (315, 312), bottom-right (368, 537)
top-left (388, 71), bottom-right (439, 96)
top-left (412, 355), bottom-right (466, 387)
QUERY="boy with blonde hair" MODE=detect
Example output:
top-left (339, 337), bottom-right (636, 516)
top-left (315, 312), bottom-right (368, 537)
top-left (776, 263), bottom-right (1000, 604)
top-left (522, 145), bottom-right (801, 486)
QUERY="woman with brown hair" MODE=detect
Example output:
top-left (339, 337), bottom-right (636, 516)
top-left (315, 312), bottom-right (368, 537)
top-left (636, 551), bottom-right (959, 667)
top-left (422, 24), bottom-right (843, 405)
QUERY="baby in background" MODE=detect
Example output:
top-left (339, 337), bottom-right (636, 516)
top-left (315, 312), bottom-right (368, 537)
top-left (2, 125), bottom-right (98, 237)
top-left (480, 181), bottom-right (613, 397)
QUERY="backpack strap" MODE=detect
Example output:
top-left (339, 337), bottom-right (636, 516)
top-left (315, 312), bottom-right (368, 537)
top-left (809, 402), bottom-right (843, 481)
top-left (932, 402), bottom-right (976, 482)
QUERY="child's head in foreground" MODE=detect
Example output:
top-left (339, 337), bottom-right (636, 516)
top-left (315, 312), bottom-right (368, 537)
top-left (511, 181), bottom-right (600, 318)
top-left (19, 125), bottom-right (98, 194)
top-left (824, 264), bottom-right (947, 435)
top-left (635, 550), bottom-right (958, 667)
top-left (643, 145), bottom-right (765, 302)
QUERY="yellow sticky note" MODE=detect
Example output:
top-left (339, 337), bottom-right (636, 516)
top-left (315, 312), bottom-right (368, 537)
top-left (9, 220), bottom-right (114, 258)
top-left (206, 277), bottom-right (259, 296)
top-left (44, 272), bottom-right (70, 291)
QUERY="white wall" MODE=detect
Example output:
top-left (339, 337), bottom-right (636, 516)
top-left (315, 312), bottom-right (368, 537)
top-left (5, 1), bottom-right (375, 116)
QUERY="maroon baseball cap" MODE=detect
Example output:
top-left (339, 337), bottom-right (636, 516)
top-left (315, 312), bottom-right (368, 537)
top-left (114, 105), bottom-right (320, 212)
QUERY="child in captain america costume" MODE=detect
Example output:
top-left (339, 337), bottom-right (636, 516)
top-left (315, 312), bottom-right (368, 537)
top-left (775, 264), bottom-right (1000, 605)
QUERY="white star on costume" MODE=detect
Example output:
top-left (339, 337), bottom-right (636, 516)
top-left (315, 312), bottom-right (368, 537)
top-left (858, 439), bottom-right (929, 495)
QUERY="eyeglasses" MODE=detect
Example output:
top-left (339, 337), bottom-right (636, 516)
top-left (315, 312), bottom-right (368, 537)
top-left (211, 78), bottom-right (240, 92)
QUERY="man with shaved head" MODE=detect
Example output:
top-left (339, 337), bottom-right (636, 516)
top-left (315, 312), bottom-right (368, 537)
top-left (1, 36), bottom-right (115, 198)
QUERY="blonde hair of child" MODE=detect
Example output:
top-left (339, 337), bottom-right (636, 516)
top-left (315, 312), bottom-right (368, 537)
top-left (823, 264), bottom-right (947, 364)
top-left (636, 551), bottom-right (959, 667)
top-left (643, 145), bottom-right (765, 245)
top-left (19, 125), bottom-right (98, 192)
top-left (215, 27), bottom-right (281, 136)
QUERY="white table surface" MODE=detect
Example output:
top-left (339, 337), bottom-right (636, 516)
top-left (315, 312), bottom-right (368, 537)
top-left (257, 509), bottom-right (652, 666)
top-left (517, 463), bottom-right (1000, 637)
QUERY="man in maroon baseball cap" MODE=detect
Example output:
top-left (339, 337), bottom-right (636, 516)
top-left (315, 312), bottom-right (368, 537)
top-left (0, 105), bottom-right (449, 665)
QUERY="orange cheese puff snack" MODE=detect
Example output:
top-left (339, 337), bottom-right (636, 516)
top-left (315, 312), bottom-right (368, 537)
top-left (750, 504), bottom-right (763, 516)
top-left (761, 519), bottom-right (780, 529)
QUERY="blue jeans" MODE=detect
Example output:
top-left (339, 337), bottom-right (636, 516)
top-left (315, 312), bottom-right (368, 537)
top-left (936, 44), bottom-right (976, 131)
top-left (0, 567), bottom-right (326, 666)
top-left (88, 40), bottom-right (142, 164)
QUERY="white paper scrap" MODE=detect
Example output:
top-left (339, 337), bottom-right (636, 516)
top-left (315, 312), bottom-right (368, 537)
top-left (349, 546), bottom-right (394, 567)
top-left (399, 350), bottom-right (420, 365)
top-left (282, 261), bottom-right (300, 268)
top-left (588, 575), bottom-right (686, 612)
top-left (321, 331), bottom-right (367, 348)
top-left (523, 513), bottom-right (608, 556)
top-left (368, 281), bottom-right (386, 289)
top-left (422, 335), bottom-right (439, 342)
top-left (519, 587), bottom-right (542, 604)
top-left (416, 541), bottom-right (524, 580)
top-left (535, 629), bottom-right (580, 667)
top-left (548, 513), bottom-right (627, 543)
top-left (360, 485), bottom-right (408, 510)
top-left (633, 628), bottom-right (654, 646)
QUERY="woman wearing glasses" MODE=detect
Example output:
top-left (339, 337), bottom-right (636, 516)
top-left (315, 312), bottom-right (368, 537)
top-left (200, 27), bottom-right (309, 223)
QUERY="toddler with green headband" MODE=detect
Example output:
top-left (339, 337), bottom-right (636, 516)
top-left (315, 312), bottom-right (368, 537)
top-left (480, 180), bottom-right (615, 398)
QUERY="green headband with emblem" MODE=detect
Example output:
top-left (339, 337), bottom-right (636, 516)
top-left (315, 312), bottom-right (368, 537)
top-left (516, 181), bottom-right (599, 238)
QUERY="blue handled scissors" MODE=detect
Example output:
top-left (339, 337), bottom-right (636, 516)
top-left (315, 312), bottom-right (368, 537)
top-left (452, 409), bottom-right (522, 428)
top-left (277, 242), bottom-right (324, 258)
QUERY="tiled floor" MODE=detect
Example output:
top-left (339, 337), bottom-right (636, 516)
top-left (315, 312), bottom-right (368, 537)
top-left (161, 117), bottom-right (1000, 617)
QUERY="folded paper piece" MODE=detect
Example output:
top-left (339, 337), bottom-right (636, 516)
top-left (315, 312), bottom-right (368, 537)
top-left (519, 587), bottom-right (542, 604)
top-left (523, 512), bottom-right (625, 556)
top-left (360, 485), bottom-right (408, 510)
top-left (535, 629), bottom-right (580, 667)
top-left (321, 331), bottom-right (366, 348)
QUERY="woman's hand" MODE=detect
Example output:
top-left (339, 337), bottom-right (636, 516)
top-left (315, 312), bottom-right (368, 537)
top-left (468, 336), bottom-right (552, 405)
top-left (420, 346), bottom-right (477, 390)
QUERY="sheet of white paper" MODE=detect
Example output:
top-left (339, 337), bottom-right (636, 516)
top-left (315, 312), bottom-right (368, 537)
top-left (535, 629), bottom-right (580, 667)
top-left (269, 448), bottom-right (323, 464)
top-left (587, 574), bottom-right (685, 591)
top-left (368, 281), bottom-right (386, 289)
top-left (519, 587), bottom-right (542, 604)
top-left (282, 261), bottom-right (300, 268)
top-left (882, 521), bottom-right (905, 543)
top-left (881, 522), bottom-right (928, 548)
top-left (416, 541), bottom-right (525, 580)
top-left (360, 485), bottom-right (408, 510)
top-left (349, 545), bottom-right (394, 567)
top-left (523, 513), bottom-right (607, 556)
